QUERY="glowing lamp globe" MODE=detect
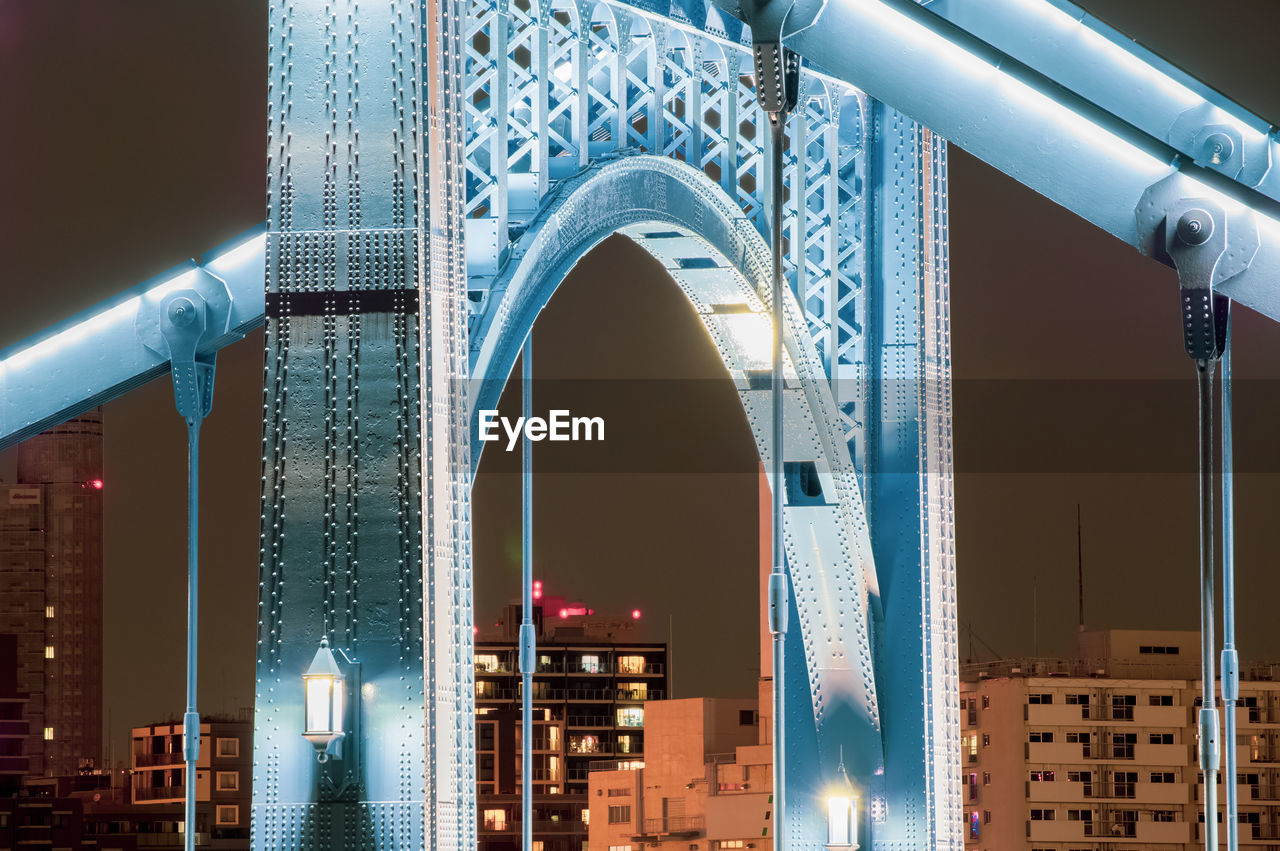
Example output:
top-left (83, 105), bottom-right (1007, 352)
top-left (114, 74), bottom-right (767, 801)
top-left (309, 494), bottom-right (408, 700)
top-left (302, 637), bottom-right (346, 761)
top-left (825, 752), bottom-right (859, 849)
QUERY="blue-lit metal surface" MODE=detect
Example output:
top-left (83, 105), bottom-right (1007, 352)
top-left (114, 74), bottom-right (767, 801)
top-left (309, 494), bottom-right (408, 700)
top-left (14, 0), bottom-right (1280, 847)
top-left (0, 230), bottom-right (265, 452)
top-left (469, 156), bottom-right (887, 847)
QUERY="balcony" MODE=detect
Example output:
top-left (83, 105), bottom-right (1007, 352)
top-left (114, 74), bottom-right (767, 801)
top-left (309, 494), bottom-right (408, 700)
top-left (616, 662), bottom-right (664, 676)
top-left (635, 815), bottom-right (705, 839)
top-left (134, 752), bottom-right (185, 768)
top-left (135, 785), bottom-right (185, 802)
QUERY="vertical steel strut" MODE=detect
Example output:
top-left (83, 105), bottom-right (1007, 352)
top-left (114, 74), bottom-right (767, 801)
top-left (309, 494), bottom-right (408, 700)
top-left (1167, 202), bottom-right (1231, 851)
top-left (520, 334), bottom-right (535, 851)
top-left (1195, 359), bottom-right (1220, 851)
top-left (752, 36), bottom-right (799, 851)
top-left (156, 293), bottom-right (217, 851)
top-left (1221, 317), bottom-right (1240, 851)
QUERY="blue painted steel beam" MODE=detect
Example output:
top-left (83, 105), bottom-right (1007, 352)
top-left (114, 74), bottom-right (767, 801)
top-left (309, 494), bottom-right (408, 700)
top-left (0, 228), bottom-right (265, 450)
top-left (921, 0), bottom-right (1280, 199)
top-left (701, 0), bottom-right (1280, 321)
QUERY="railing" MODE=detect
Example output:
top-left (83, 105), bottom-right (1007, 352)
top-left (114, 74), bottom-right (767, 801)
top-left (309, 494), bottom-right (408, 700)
top-left (638, 816), bottom-right (705, 836)
top-left (564, 688), bottom-right (614, 700)
top-left (587, 759), bottom-right (644, 772)
top-left (475, 662), bottom-right (513, 674)
top-left (1252, 824), bottom-right (1280, 840)
top-left (1084, 782), bottom-right (1136, 798)
top-left (1083, 821), bottom-right (1136, 838)
top-left (134, 785), bottom-right (185, 802)
top-left (966, 657), bottom-right (1200, 680)
top-left (1248, 784), bottom-right (1280, 800)
top-left (617, 663), bottom-right (664, 676)
top-left (134, 752), bottom-right (185, 768)
top-left (617, 689), bottom-right (662, 701)
top-left (135, 833), bottom-right (210, 846)
top-left (479, 818), bottom-right (586, 834)
top-left (567, 716), bottom-right (613, 727)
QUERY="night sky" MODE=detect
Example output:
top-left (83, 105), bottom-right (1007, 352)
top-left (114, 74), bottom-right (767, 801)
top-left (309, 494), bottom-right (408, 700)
top-left (2, 0), bottom-right (1280, 765)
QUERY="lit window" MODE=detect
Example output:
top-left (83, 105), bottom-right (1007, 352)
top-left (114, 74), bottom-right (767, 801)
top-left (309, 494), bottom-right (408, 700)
top-left (617, 656), bottom-right (644, 675)
top-left (45, 606), bottom-right (54, 618)
top-left (608, 846), bottom-right (633, 851)
top-left (483, 809), bottom-right (507, 831)
top-left (718, 842), bottom-right (746, 849)
top-left (216, 738), bottom-right (240, 758)
top-left (618, 682), bottom-right (648, 700)
top-left (216, 771), bottom-right (239, 791)
top-left (44, 727), bottom-right (54, 741)
top-left (580, 655), bottom-right (601, 673)
top-left (45, 645), bottom-right (55, 659)
top-left (475, 654), bottom-right (501, 673)
top-left (617, 734), bottom-right (638, 754)
top-left (581, 809), bottom-right (590, 824)
top-left (616, 707), bottom-right (644, 728)
top-left (216, 805), bottom-right (238, 826)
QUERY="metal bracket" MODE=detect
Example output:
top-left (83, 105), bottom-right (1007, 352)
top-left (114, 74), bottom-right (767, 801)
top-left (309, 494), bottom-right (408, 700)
top-left (1164, 200), bottom-right (1231, 363)
top-left (1169, 104), bottom-right (1271, 187)
top-left (1135, 179), bottom-right (1260, 362)
top-left (752, 41), bottom-right (800, 118)
top-left (136, 268), bottom-right (232, 422)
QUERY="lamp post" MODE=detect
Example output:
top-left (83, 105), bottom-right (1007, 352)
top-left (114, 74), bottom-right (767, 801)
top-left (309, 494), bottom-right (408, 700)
top-left (825, 752), bottom-right (859, 850)
top-left (302, 638), bottom-right (348, 762)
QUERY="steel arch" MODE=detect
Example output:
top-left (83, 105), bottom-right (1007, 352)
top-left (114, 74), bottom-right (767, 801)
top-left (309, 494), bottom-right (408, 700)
top-left (469, 154), bottom-right (885, 847)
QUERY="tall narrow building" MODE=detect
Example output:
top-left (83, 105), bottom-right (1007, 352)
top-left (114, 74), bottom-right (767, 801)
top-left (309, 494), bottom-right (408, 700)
top-left (0, 411), bottom-right (104, 777)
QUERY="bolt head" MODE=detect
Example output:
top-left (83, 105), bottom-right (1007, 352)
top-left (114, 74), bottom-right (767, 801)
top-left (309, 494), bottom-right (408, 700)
top-left (167, 297), bottom-right (198, 327)
top-left (1176, 209), bottom-right (1214, 246)
top-left (1203, 132), bottom-right (1235, 166)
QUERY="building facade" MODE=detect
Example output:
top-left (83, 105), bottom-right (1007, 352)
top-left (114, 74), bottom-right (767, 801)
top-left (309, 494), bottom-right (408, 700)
top-left (587, 695), bottom-right (772, 851)
top-left (130, 717), bottom-right (252, 848)
top-left (0, 633), bottom-right (30, 796)
top-left (962, 629), bottom-right (1280, 850)
top-left (474, 607), bottom-right (668, 851)
top-left (0, 411), bottom-right (104, 778)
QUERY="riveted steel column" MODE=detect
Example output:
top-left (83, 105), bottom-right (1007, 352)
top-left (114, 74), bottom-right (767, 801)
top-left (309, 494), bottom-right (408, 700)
top-left (496, 0), bottom-right (512, 245)
top-left (254, 0), bottom-right (470, 845)
top-left (536, 1), bottom-right (551, 198)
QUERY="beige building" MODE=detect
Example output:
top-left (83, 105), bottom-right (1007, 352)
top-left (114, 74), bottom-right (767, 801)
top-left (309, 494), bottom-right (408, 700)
top-left (587, 695), bottom-right (773, 851)
top-left (131, 716), bottom-right (252, 847)
top-left (962, 628), bottom-right (1280, 850)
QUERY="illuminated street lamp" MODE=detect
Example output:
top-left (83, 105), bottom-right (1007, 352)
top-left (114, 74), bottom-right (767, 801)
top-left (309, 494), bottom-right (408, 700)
top-left (302, 637), bottom-right (348, 762)
top-left (826, 750), bottom-right (859, 850)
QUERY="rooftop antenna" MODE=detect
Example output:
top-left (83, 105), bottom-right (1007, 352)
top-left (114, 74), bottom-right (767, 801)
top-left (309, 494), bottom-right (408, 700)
top-left (1077, 504), bottom-right (1085, 631)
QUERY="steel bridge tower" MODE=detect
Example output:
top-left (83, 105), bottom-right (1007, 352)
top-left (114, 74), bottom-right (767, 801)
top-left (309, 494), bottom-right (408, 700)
top-left (249, 0), bottom-right (953, 847)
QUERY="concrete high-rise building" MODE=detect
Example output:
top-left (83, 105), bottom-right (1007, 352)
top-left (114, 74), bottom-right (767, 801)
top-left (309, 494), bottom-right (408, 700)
top-left (0, 411), bottom-right (104, 777)
top-left (961, 628), bottom-right (1280, 850)
top-left (474, 604), bottom-right (669, 851)
top-left (587, 695), bottom-right (772, 851)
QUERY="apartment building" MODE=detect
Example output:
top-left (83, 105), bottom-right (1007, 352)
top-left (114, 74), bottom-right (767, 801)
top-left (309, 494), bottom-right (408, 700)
top-left (130, 716), bottom-right (252, 849)
top-left (962, 628), bottom-right (1280, 850)
top-left (0, 412), bottom-right (105, 777)
top-left (586, 695), bottom-right (771, 851)
top-left (475, 605), bottom-right (668, 851)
